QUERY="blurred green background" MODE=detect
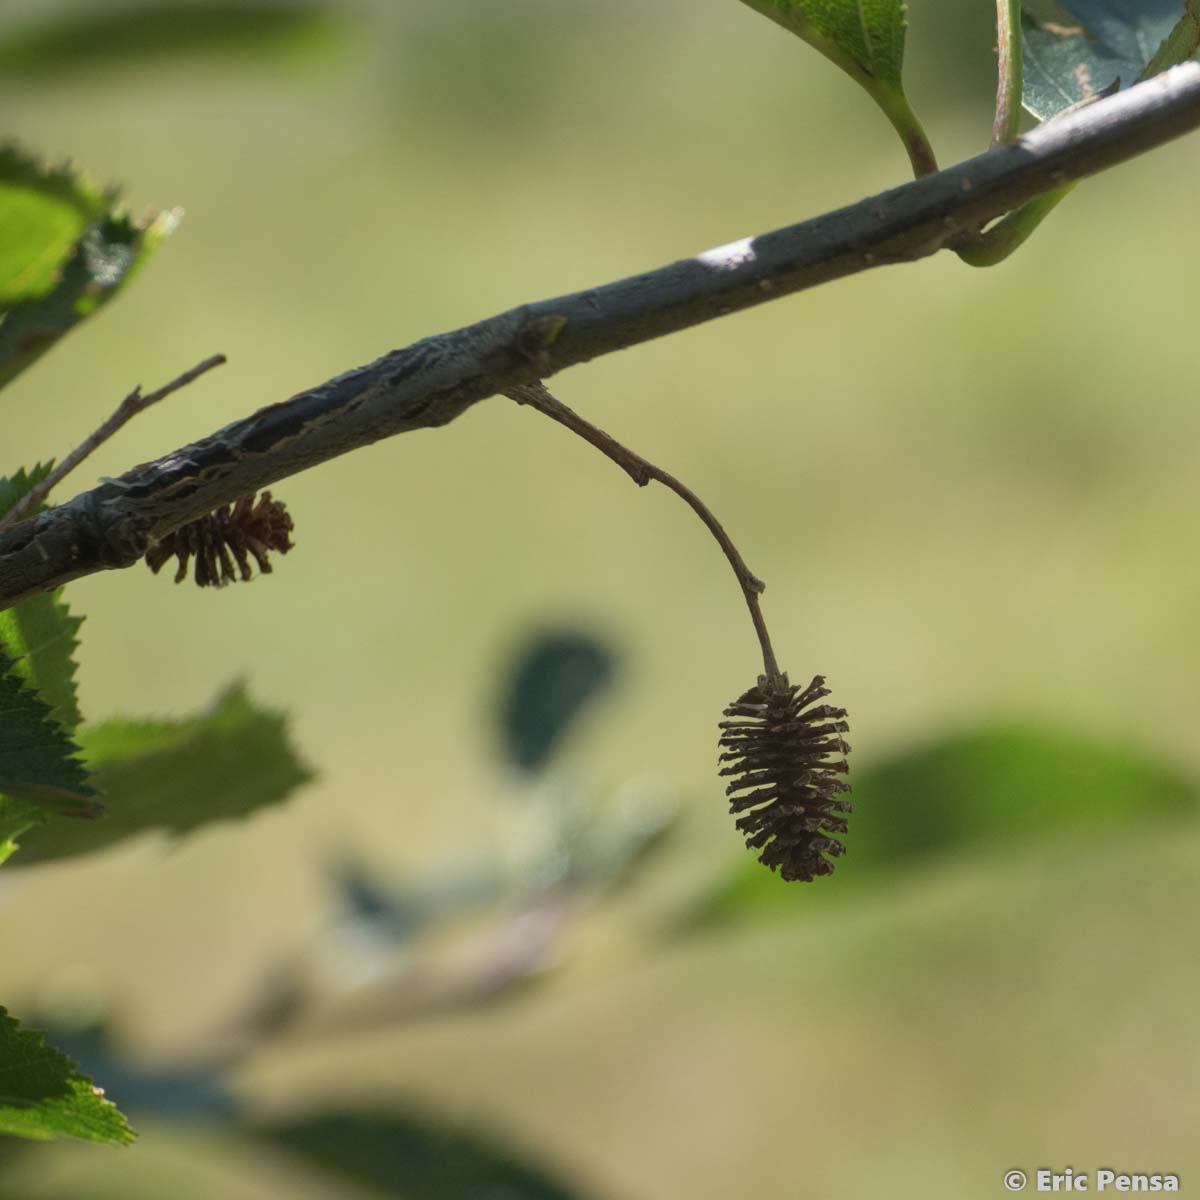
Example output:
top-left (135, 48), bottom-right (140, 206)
top-left (2, 0), bottom-right (1199, 1196)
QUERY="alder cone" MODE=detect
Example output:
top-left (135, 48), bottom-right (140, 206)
top-left (145, 492), bottom-right (294, 588)
top-left (719, 673), bottom-right (851, 882)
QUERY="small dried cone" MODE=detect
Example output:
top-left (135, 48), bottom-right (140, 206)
top-left (145, 491), bottom-right (294, 588)
top-left (718, 672), bottom-right (851, 882)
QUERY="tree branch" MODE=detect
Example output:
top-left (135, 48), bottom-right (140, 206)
top-left (3, 63), bottom-right (1200, 611)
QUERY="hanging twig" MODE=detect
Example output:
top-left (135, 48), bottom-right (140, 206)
top-left (508, 381), bottom-right (779, 678)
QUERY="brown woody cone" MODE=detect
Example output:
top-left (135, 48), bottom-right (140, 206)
top-left (145, 492), bottom-right (294, 588)
top-left (718, 673), bottom-right (851, 882)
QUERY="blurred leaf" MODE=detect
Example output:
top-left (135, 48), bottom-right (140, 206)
top-left (259, 1111), bottom-right (590, 1200)
top-left (0, 651), bottom-right (96, 829)
top-left (331, 856), bottom-right (504, 945)
top-left (333, 856), bottom-right (409, 925)
top-left (11, 683), bottom-right (313, 865)
top-left (0, 467), bottom-right (84, 731)
top-left (0, 1008), bottom-right (133, 1144)
top-left (538, 782), bottom-right (678, 894)
top-left (585, 794), bottom-right (677, 892)
top-left (0, 208), bottom-right (178, 392)
top-left (0, 145), bottom-right (111, 306)
top-left (1021, 1), bottom-right (1193, 120)
top-left (0, 2), bottom-right (345, 79)
top-left (688, 724), bottom-right (1198, 926)
top-left (497, 631), bottom-right (617, 772)
top-left (846, 725), bottom-right (1196, 863)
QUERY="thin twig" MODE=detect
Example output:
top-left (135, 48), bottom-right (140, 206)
top-left (508, 382), bottom-right (780, 680)
top-left (0, 354), bottom-right (226, 530)
top-left (1, 64), bottom-right (1199, 611)
top-left (992, 0), bottom-right (1024, 146)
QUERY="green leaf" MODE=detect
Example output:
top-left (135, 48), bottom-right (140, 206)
top-left (740, 0), bottom-right (907, 88)
top-left (11, 684), bottom-right (312, 866)
top-left (16, 1022), bottom-right (233, 1123)
top-left (0, 597), bottom-right (83, 733)
top-left (0, 467), bottom-right (85, 731)
top-left (0, 140), bottom-right (176, 392)
top-left (0, 463), bottom-right (52, 517)
top-left (687, 724), bottom-right (1198, 927)
top-left (0, 651), bottom-right (96, 823)
top-left (1022, 1), bottom-right (1196, 120)
top-left (0, 207), bottom-right (178, 393)
top-left (0, 2), bottom-right (346, 79)
top-left (0, 144), bottom-right (111, 307)
top-left (259, 1111), bottom-right (588, 1200)
top-left (0, 796), bottom-right (46, 863)
top-left (0, 1008), bottom-right (133, 1144)
top-left (1141, 0), bottom-right (1200, 77)
top-left (737, 0), bottom-right (936, 174)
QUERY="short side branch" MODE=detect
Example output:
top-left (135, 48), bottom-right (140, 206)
top-left (0, 355), bottom-right (226, 531)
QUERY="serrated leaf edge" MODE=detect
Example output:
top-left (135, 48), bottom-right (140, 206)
top-left (0, 1006), bottom-right (134, 1144)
